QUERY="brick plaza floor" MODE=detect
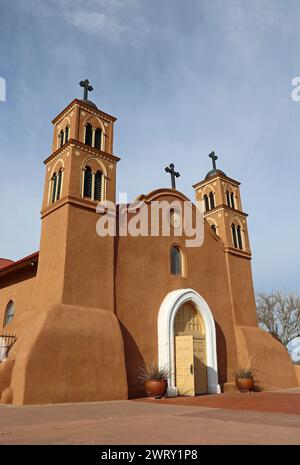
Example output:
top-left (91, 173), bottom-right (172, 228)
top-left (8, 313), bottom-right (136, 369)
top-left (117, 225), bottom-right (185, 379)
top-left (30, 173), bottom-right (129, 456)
top-left (0, 391), bottom-right (299, 445)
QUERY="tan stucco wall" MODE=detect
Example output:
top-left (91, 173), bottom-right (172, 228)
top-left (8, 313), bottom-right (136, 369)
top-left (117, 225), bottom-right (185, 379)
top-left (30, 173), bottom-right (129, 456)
top-left (115, 194), bottom-right (240, 397)
top-left (2, 304), bottom-right (127, 405)
top-left (0, 268), bottom-right (37, 333)
top-left (236, 326), bottom-right (298, 389)
top-left (294, 365), bottom-right (300, 386)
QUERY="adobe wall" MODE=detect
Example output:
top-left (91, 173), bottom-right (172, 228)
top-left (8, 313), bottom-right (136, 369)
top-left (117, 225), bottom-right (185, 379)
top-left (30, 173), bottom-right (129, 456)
top-left (0, 267), bottom-right (37, 333)
top-left (115, 201), bottom-right (240, 397)
top-left (1, 304), bottom-right (127, 405)
top-left (225, 252), bottom-right (257, 327)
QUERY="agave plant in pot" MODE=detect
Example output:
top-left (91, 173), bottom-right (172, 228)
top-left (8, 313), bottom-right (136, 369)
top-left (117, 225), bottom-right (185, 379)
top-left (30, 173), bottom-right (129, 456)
top-left (235, 368), bottom-right (255, 393)
top-left (138, 363), bottom-right (169, 398)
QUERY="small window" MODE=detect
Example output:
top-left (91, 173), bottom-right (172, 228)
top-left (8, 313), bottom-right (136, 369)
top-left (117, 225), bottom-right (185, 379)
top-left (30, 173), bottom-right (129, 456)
top-left (231, 224), bottom-right (238, 248)
top-left (83, 166), bottom-right (93, 198)
top-left (85, 123), bottom-right (93, 146)
top-left (65, 126), bottom-right (69, 143)
top-left (51, 173), bottom-right (57, 204)
top-left (226, 190), bottom-right (231, 207)
top-left (56, 169), bottom-right (63, 201)
top-left (50, 169), bottom-right (63, 204)
top-left (204, 195), bottom-right (210, 212)
top-left (3, 301), bottom-right (15, 327)
top-left (59, 130), bottom-right (64, 148)
top-left (209, 191), bottom-right (215, 209)
top-left (94, 128), bottom-right (102, 150)
top-left (231, 193), bottom-right (235, 209)
top-left (170, 246), bottom-right (182, 276)
top-left (94, 171), bottom-right (103, 201)
top-left (211, 224), bottom-right (217, 234)
top-left (237, 225), bottom-right (243, 250)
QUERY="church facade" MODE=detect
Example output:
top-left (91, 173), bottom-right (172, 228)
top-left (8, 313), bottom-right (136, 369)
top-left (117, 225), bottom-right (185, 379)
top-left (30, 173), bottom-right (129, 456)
top-left (0, 83), bottom-right (299, 405)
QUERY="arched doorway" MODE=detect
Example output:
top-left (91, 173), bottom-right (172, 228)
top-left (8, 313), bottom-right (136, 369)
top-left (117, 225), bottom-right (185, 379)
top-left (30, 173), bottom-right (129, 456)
top-left (174, 302), bottom-right (207, 396)
top-left (158, 288), bottom-right (220, 396)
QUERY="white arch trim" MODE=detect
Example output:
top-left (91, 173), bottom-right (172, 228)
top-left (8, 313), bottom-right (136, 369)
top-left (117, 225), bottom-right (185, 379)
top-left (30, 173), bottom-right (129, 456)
top-left (83, 114), bottom-right (106, 134)
top-left (81, 156), bottom-right (108, 177)
top-left (158, 288), bottom-right (220, 396)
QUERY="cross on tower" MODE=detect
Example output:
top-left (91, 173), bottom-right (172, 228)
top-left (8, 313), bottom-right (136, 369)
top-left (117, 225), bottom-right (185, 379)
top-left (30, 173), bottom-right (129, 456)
top-left (79, 79), bottom-right (93, 100)
top-left (165, 163), bottom-right (180, 189)
top-left (209, 151), bottom-right (218, 170)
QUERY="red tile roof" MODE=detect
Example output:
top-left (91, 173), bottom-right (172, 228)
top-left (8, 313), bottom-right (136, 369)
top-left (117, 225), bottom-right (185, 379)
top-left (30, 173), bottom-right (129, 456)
top-left (0, 252), bottom-right (39, 277)
top-left (0, 258), bottom-right (14, 269)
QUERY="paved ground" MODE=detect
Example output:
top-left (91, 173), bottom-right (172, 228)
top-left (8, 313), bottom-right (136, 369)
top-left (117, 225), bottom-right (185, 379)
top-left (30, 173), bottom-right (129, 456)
top-left (135, 391), bottom-right (300, 415)
top-left (0, 392), bottom-right (299, 445)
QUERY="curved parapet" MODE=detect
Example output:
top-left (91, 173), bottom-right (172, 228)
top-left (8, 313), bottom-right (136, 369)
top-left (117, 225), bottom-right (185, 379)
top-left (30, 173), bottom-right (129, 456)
top-left (236, 326), bottom-right (298, 390)
top-left (0, 304), bottom-right (128, 405)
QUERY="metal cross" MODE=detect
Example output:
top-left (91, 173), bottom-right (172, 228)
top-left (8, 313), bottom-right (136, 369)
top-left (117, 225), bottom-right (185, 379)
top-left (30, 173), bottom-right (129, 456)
top-left (209, 151), bottom-right (218, 170)
top-left (165, 163), bottom-right (180, 189)
top-left (79, 79), bottom-right (93, 100)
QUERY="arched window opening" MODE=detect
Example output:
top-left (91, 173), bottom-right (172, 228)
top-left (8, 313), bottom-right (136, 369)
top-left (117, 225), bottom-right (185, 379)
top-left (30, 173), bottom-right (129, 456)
top-left (226, 190), bottom-right (231, 207)
top-left (209, 191), bottom-right (215, 209)
top-left (65, 126), bottom-right (69, 143)
top-left (56, 169), bottom-right (63, 201)
top-left (94, 171), bottom-right (103, 201)
top-left (83, 166), bottom-right (93, 198)
top-left (51, 173), bottom-right (57, 204)
top-left (59, 130), bottom-right (64, 148)
top-left (237, 225), bottom-right (243, 250)
top-left (231, 193), bottom-right (235, 209)
top-left (211, 224), bottom-right (217, 234)
top-left (94, 128), bottom-right (102, 150)
top-left (231, 224), bottom-right (238, 248)
top-left (85, 123), bottom-right (93, 146)
top-left (170, 246), bottom-right (183, 276)
top-left (204, 195), bottom-right (210, 212)
top-left (3, 301), bottom-right (15, 327)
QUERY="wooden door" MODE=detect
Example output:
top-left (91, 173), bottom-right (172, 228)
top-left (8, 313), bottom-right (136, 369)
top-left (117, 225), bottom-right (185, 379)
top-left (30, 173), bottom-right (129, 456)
top-left (193, 336), bottom-right (208, 394)
top-left (175, 335), bottom-right (195, 396)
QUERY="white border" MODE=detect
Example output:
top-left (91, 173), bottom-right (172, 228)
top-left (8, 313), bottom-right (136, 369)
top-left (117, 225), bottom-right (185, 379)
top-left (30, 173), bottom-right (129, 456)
top-left (158, 288), bottom-right (220, 396)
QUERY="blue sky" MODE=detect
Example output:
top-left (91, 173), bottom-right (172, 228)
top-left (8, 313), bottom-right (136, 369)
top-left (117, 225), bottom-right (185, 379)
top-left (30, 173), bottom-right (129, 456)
top-left (0, 0), bottom-right (299, 293)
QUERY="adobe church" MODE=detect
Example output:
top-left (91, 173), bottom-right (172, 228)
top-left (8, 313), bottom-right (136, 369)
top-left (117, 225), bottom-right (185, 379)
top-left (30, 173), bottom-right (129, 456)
top-left (0, 81), bottom-right (298, 405)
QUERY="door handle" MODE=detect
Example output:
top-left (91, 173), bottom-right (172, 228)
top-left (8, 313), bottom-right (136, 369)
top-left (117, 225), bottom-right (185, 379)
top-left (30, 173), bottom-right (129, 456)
top-left (190, 364), bottom-right (194, 375)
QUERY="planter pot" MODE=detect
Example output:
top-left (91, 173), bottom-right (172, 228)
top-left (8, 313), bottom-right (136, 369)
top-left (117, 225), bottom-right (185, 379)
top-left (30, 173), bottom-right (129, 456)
top-left (144, 380), bottom-right (168, 398)
top-left (236, 377), bottom-right (254, 393)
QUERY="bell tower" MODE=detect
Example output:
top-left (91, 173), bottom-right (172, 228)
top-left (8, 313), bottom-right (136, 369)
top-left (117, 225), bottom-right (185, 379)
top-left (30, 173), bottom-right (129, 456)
top-left (41, 79), bottom-right (119, 212)
top-left (37, 81), bottom-right (120, 311)
top-left (193, 152), bottom-right (257, 327)
top-left (193, 151), bottom-right (251, 256)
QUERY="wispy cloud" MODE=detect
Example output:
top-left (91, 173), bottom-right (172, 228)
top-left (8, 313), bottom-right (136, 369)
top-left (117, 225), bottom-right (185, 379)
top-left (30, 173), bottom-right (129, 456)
top-left (23, 0), bottom-right (146, 43)
top-left (64, 10), bottom-right (128, 39)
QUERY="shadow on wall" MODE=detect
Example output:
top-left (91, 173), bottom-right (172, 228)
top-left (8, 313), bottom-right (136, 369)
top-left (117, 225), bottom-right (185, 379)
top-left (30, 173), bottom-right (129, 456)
top-left (0, 267), bottom-right (37, 290)
top-left (119, 321), bottom-right (146, 399)
top-left (215, 321), bottom-right (227, 386)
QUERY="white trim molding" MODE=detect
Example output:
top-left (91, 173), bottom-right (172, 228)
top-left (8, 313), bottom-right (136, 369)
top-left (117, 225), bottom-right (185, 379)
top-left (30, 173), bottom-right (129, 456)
top-left (158, 288), bottom-right (221, 397)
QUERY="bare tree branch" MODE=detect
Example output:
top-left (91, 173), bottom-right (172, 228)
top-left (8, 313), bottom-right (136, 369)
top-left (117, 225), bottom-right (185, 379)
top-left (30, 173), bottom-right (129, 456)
top-left (256, 291), bottom-right (300, 348)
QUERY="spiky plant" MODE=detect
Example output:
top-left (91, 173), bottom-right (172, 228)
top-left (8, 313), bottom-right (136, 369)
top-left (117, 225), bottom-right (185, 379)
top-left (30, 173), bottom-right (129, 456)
top-left (235, 368), bottom-right (254, 379)
top-left (137, 362), bottom-right (169, 383)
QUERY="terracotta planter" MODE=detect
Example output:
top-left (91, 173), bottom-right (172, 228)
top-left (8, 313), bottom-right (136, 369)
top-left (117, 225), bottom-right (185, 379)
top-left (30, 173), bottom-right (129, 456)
top-left (144, 379), bottom-right (168, 398)
top-left (236, 377), bottom-right (254, 393)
